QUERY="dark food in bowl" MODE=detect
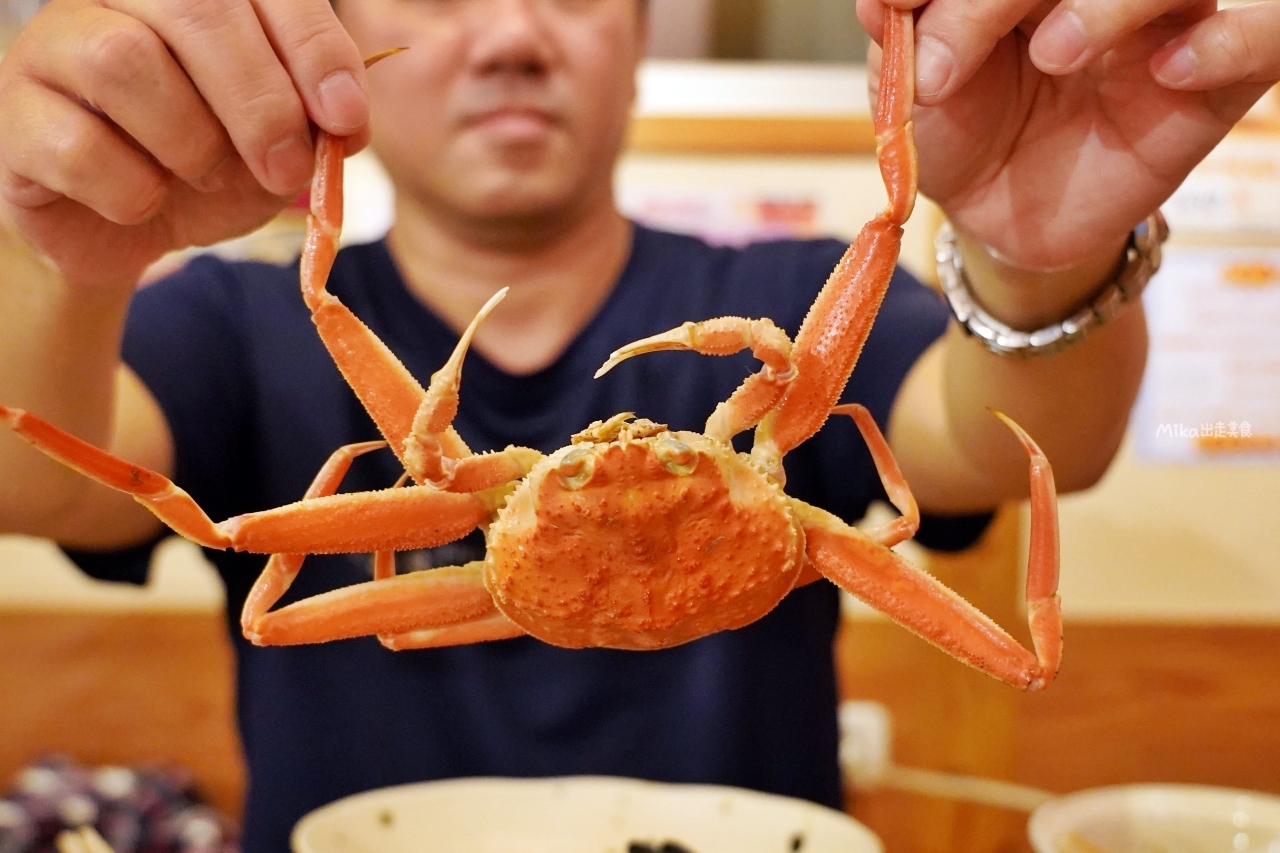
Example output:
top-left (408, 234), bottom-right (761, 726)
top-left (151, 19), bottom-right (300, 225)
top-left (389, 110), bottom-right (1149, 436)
top-left (627, 831), bottom-right (807, 853)
top-left (628, 842), bottom-right (695, 853)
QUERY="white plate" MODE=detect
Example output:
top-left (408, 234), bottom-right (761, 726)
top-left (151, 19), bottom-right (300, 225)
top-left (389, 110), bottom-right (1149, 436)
top-left (1028, 784), bottom-right (1280, 853)
top-left (293, 776), bottom-right (881, 853)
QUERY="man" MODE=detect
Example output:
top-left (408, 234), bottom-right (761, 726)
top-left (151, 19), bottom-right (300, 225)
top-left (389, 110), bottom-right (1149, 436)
top-left (1, 0), bottom-right (1277, 850)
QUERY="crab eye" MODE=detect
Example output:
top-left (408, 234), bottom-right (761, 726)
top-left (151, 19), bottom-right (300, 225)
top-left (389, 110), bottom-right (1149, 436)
top-left (557, 447), bottom-right (595, 489)
top-left (656, 437), bottom-right (697, 476)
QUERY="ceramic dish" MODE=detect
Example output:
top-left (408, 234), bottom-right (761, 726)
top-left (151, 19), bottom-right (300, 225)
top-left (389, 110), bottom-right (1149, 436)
top-left (1028, 783), bottom-right (1280, 853)
top-left (293, 776), bottom-right (881, 853)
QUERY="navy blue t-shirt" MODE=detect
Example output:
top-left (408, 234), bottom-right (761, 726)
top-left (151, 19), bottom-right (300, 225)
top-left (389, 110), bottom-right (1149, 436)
top-left (71, 225), bottom-right (988, 852)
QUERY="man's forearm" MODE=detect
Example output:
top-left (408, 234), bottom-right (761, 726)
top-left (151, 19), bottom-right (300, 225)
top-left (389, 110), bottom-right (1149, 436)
top-left (0, 224), bottom-right (138, 534)
top-left (943, 301), bottom-right (1146, 499)
top-left (890, 227), bottom-right (1148, 514)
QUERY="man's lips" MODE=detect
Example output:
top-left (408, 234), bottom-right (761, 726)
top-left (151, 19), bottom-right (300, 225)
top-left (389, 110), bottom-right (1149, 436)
top-left (464, 107), bottom-right (559, 140)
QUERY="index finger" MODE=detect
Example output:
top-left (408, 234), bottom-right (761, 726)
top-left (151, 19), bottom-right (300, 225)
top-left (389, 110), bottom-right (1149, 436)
top-left (913, 0), bottom-right (1044, 103)
top-left (250, 0), bottom-right (371, 134)
top-left (858, 0), bottom-right (1041, 103)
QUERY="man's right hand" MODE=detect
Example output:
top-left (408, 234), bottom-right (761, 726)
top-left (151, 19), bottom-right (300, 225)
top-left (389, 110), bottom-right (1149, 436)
top-left (0, 0), bottom-right (371, 289)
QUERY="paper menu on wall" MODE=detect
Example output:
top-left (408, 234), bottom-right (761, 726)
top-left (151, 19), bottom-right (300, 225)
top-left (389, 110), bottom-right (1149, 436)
top-left (1133, 246), bottom-right (1280, 463)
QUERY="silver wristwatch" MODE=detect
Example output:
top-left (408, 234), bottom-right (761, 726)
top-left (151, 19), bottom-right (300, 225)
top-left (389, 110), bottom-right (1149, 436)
top-left (936, 211), bottom-right (1169, 358)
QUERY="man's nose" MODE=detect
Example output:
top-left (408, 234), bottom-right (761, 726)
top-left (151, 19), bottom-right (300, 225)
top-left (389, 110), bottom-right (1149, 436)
top-left (467, 0), bottom-right (557, 76)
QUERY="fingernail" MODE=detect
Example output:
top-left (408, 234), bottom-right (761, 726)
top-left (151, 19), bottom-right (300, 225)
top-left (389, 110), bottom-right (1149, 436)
top-left (190, 155), bottom-right (232, 193)
top-left (266, 134), bottom-right (314, 193)
top-left (318, 70), bottom-right (369, 132)
top-left (1033, 10), bottom-right (1089, 72)
top-left (1153, 39), bottom-right (1198, 87)
top-left (915, 36), bottom-right (954, 101)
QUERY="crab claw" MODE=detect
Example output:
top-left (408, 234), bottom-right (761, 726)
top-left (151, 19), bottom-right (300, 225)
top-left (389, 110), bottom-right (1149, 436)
top-left (989, 407), bottom-right (1061, 684)
top-left (594, 317), bottom-right (793, 380)
top-left (433, 287), bottom-right (509, 389)
top-left (989, 408), bottom-right (1048, 462)
top-left (595, 324), bottom-right (701, 379)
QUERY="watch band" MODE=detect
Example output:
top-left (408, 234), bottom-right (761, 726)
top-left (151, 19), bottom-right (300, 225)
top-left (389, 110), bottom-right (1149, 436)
top-left (936, 211), bottom-right (1169, 358)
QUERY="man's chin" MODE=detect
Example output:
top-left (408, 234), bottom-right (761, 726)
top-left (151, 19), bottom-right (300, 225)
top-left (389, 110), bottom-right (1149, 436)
top-left (471, 196), bottom-right (583, 231)
top-left (462, 172), bottom-right (590, 220)
top-left (398, 152), bottom-right (608, 237)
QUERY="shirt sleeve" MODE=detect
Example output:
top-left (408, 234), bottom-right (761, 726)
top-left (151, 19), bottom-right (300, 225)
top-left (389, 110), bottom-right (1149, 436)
top-left (62, 256), bottom-right (257, 583)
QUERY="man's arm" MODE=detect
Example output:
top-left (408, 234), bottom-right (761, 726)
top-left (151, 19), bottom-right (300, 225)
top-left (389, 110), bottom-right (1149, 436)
top-left (0, 224), bottom-right (171, 549)
top-left (889, 231), bottom-right (1146, 514)
top-left (0, 0), bottom-right (369, 548)
top-left (867, 0), bottom-right (1280, 513)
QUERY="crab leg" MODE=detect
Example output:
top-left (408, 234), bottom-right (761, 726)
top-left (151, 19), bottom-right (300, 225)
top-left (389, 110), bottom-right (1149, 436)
top-left (0, 405), bottom-right (231, 549)
top-left (796, 413), bottom-right (1060, 690)
top-left (756, 8), bottom-right (917, 465)
top-left (300, 49), bottom-right (471, 476)
top-left (373, 551), bottom-right (399, 581)
top-left (0, 405), bottom-right (494, 553)
top-left (441, 447), bottom-right (543, 493)
top-left (595, 317), bottom-right (796, 442)
top-left (831, 403), bottom-right (918, 548)
top-left (379, 611), bottom-right (526, 650)
top-left (240, 440), bottom-right (388, 635)
top-left (401, 289), bottom-right (530, 486)
top-left (369, 472), bottom-right (414, 585)
top-left (367, 537), bottom-right (523, 650)
top-left (249, 561), bottom-right (525, 648)
top-left (793, 402), bottom-right (920, 586)
top-left (225, 484), bottom-right (498, 555)
top-left (240, 451), bottom-right (531, 647)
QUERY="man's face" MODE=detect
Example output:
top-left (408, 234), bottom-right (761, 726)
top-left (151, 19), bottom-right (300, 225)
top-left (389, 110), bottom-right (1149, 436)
top-left (337, 0), bottom-right (647, 229)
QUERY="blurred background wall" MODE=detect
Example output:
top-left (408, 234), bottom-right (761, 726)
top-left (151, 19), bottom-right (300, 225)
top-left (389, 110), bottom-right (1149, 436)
top-left (647, 0), bottom-right (871, 62)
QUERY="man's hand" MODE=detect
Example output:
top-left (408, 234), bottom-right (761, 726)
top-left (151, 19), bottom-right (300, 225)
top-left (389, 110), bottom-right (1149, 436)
top-left (866, 0), bottom-right (1280, 512)
top-left (0, 0), bottom-right (372, 289)
top-left (860, 0), bottom-right (1280, 273)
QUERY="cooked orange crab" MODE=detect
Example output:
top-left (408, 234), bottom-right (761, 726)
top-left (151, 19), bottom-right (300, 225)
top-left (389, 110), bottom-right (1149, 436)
top-left (0, 10), bottom-right (1062, 689)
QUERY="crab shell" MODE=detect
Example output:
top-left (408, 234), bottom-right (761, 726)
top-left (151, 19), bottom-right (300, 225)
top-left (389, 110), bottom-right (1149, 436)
top-left (484, 423), bottom-right (806, 650)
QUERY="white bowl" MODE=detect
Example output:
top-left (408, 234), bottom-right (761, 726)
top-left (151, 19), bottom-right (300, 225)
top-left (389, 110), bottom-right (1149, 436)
top-left (1028, 784), bottom-right (1280, 853)
top-left (292, 776), bottom-right (881, 853)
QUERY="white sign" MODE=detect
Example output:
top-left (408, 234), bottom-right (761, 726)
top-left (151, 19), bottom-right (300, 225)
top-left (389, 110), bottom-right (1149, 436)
top-left (1134, 246), bottom-right (1280, 463)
